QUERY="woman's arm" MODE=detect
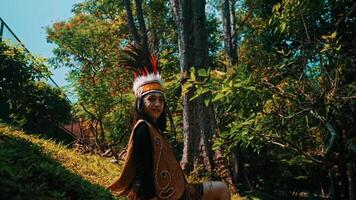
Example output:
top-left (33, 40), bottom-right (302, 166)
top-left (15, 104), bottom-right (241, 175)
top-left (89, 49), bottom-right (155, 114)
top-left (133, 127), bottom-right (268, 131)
top-left (133, 122), bottom-right (156, 198)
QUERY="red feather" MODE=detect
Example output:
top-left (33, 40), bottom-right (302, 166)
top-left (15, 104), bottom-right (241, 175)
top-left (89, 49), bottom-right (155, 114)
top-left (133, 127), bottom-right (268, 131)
top-left (119, 43), bottom-right (159, 77)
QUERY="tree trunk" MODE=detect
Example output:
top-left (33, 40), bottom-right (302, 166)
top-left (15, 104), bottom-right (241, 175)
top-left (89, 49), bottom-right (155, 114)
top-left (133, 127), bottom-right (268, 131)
top-left (134, 0), bottom-right (148, 50)
top-left (231, 146), bottom-right (253, 191)
top-left (221, 0), bottom-right (237, 65)
top-left (123, 0), bottom-right (149, 51)
top-left (123, 0), bottom-right (140, 43)
top-left (229, 0), bottom-right (237, 62)
top-left (148, 29), bottom-right (159, 54)
top-left (171, 0), bottom-right (213, 174)
top-left (171, 2), bottom-right (238, 193)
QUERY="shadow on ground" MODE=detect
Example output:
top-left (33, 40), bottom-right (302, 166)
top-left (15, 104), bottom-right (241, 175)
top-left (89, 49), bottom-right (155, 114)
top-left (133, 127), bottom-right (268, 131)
top-left (0, 131), bottom-right (118, 200)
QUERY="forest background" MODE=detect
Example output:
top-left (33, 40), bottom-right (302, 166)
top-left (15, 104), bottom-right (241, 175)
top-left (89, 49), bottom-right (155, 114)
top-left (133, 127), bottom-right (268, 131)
top-left (1, 0), bottom-right (355, 199)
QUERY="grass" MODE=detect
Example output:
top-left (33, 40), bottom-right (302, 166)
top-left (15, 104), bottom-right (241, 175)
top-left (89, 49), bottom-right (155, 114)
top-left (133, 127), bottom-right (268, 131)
top-left (0, 123), bottom-right (124, 200)
top-left (0, 123), bottom-right (246, 200)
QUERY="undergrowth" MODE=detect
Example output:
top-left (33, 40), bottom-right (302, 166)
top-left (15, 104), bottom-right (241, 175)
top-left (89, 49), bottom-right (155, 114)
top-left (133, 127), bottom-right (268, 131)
top-left (0, 123), bottom-right (124, 200)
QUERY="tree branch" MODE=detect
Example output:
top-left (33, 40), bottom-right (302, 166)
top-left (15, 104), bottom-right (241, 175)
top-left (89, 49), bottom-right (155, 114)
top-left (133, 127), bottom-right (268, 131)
top-left (134, 0), bottom-right (148, 50)
top-left (123, 0), bottom-right (140, 43)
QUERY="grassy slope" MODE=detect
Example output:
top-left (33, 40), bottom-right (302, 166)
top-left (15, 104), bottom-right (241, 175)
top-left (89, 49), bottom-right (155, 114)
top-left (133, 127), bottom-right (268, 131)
top-left (0, 123), bottom-right (244, 200)
top-left (0, 123), bottom-right (125, 200)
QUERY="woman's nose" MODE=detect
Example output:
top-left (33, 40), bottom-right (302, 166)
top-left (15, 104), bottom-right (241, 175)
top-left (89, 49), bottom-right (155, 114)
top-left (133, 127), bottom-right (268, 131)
top-left (154, 99), bottom-right (162, 107)
top-left (153, 100), bottom-right (159, 106)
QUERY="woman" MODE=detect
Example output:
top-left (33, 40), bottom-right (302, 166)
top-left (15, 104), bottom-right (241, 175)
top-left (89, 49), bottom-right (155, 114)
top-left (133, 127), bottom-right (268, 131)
top-left (108, 44), bottom-right (231, 200)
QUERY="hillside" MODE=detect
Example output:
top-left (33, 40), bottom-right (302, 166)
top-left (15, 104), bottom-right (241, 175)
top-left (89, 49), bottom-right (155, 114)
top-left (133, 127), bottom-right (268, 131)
top-left (0, 123), bottom-right (246, 200)
top-left (0, 123), bottom-right (124, 200)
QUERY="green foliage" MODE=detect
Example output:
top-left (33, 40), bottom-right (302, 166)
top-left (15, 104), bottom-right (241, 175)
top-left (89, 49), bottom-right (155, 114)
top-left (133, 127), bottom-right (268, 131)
top-left (0, 41), bottom-right (45, 103)
top-left (180, 0), bottom-right (355, 197)
top-left (47, 4), bottom-right (133, 148)
top-left (10, 81), bottom-right (71, 133)
top-left (46, 0), bottom-right (181, 151)
top-left (0, 41), bottom-right (72, 135)
top-left (44, 0), bottom-right (355, 198)
top-left (0, 124), bottom-right (120, 200)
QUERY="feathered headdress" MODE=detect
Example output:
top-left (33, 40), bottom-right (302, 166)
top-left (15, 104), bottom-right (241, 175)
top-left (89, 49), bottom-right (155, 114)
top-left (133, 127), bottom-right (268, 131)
top-left (120, 43), bottom-right (163, 97)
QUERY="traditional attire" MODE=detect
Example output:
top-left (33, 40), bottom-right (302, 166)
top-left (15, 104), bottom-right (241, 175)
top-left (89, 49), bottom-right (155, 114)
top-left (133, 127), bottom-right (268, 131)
top-left (109, 120), bottom-right (187, 199)
top-left (108, 44), bottom-right (203, 200)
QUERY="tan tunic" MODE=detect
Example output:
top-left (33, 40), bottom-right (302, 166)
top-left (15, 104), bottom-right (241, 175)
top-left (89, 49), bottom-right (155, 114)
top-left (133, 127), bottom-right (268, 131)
top-left (108, 120), bottom-right (186, 199)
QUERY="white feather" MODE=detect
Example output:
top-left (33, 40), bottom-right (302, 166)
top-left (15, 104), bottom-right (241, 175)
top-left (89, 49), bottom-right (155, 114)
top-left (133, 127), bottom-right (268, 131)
top-left (133, 73), bottom-right (163, 94)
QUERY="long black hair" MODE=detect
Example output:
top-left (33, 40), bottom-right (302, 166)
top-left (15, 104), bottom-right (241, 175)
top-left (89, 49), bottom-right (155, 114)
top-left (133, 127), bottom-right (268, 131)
top-left (131, 93), bottom-right (167, 132)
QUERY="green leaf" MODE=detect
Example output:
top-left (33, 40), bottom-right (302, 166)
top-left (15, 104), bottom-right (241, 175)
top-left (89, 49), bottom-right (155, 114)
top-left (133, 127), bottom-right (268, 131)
top-left (212, 93), bottom-right (225, 102)
top-left (281, 22), bottom-right (287, 32)
top-left (190, 70), bottom-right (196, 81)
top-left (197, 68), bottom-right (207, 77)
top-left (330, 31), bottom-right (337, 39)
top-left (279, 63), bottom-right (286, 69)
top-left (204, 98), bottom-right (210, 107)
top-left (189, 92), bottom-right (201, 101)
top-left (228, 80), bottom-right (233, 87)
top-left (182, 82), bottom-right (193, 95)
top-left (268, 18), bottom-right (273, 25)
top-left (221, 87), bottom-right (232, 94)
top-left (276, 49), bottom-right (285, 55)
top-left (245, 86), bottom-right (256, 91)
top-left (234, 82), bottom-right (242, 88)
top-left (336, 45), bottom-right (342, 51)
top-left (320, 44), bottom-right (331, 52)
top-left (273, 3), bottom-right (281, 13)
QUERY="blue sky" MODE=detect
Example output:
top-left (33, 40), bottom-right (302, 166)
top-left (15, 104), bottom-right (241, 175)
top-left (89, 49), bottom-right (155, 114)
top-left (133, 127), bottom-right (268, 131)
top-left (0, 0), bottom-right (84, 87)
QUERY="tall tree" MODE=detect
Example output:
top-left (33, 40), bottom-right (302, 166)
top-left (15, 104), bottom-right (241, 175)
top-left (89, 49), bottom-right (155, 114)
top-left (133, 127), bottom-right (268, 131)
top-left (208, 0), bottom-right (355, 198)
top-left (171, 0), bottom-right (213, 173)
top-left (220, 0), bottom-right (248, 189)
top-left (47, 3), bottom-right (133, 152)
top-left (123, 0), bottom-right (149, 51)
top-left (221, 0), bottom-right (238, 65)
top-left (171, 2), bottom-right (236, 192)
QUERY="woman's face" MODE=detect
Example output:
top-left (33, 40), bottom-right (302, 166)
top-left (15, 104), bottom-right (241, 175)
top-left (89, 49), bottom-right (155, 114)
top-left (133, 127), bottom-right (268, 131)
top-left (142, 92), bottom-right (165, 121)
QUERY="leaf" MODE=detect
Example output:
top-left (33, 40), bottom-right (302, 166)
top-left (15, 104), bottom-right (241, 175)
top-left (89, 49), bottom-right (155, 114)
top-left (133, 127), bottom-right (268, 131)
top-left (234, 82), bottom-right (242, 88)
top-left (228, 80), bottom-right (233, 87)
top-left (189, 92), bottom-right (201, 101)
top-left (268, 18), bottom-right (273, 25)
top-left (245, 86), bottom-right (256, 91)
top-left (320, 44), bottom-right (331, 53)
top-left (189, 88), bottom-right (209, 101)
top-left (330, 31), bottom-right (337, 39)
top-left (322, 31), bottom-right (337, 40)
top-left (182, 82), bottom-right (193, 95)
top-left (279, 63), bottom-right (286, 69)
top-left (281, 22), bottom-right (287, 32)
top-left (204, 98), bottom-right (210, 107)
top-left (221, 87), bottom-right (232, 94)
top-left (190, 70), bottom-right (196, 81)
top-left (273, 3), bottom-right (281, 13)
top-left (336, 45), bottom-right (342, 51)
top-left (276, 49), bottom-right (285, 55)
top-left (197, 68), bottom-right (207, 77)
top-left (212, 93), bottom-right (225, 102)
